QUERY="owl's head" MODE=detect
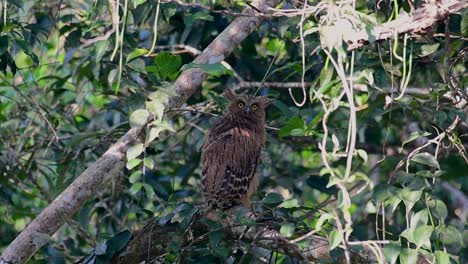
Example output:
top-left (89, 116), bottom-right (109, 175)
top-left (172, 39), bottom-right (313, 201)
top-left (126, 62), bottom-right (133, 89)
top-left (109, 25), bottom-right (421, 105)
top-left (223, 89), bottom-right (274, 120)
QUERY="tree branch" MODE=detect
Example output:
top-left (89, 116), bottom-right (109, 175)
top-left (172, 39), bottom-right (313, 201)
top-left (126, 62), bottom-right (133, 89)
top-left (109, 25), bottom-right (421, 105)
top-left (0, 1), bottom-right (280, 263)
top-left (345, 0), bottom-right (467, 50)
top-left (113, 212), bottom-right (432, 263)
top-left (112, 214), bottom-right (363, 263)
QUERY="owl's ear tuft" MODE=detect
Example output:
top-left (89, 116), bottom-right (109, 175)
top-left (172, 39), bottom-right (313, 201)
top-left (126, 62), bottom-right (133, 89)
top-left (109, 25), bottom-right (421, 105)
top-left (222, 89), bottom-right (237, 101)
top-left (259, 96), bottom-right (275, 107)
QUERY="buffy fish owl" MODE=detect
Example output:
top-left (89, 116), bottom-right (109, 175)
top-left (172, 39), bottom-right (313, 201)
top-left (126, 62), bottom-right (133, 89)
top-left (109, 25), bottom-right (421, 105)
top-left (201, 89), bottom-right (273, 211)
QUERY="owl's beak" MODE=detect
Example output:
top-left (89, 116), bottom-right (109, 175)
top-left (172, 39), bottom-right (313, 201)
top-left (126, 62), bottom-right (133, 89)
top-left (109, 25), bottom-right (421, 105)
top-left (244, 106), bottom-right (251, 113)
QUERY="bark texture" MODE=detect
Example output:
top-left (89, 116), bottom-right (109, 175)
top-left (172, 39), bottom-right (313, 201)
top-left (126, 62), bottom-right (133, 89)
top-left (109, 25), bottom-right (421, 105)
top-left (346, 0), bottom-right (467, 49)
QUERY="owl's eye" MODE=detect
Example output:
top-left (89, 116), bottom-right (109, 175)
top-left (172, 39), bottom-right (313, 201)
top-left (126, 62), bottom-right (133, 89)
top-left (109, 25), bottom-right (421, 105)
top-left (237, 102), bottom-right (245, 108)
top-left (251, 104), bottom-right (258, 111)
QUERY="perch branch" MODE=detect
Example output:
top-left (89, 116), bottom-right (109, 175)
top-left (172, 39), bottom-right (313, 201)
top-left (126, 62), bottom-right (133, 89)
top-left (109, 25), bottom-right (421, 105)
top-left (0, 1), bottom-right (280, 263)
top-left (113, 214), bottom-right (366, 263)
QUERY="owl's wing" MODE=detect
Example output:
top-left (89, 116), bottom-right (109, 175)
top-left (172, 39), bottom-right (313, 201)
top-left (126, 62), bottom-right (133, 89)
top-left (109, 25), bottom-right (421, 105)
top-left (201, 127), bottom-right (261, 210)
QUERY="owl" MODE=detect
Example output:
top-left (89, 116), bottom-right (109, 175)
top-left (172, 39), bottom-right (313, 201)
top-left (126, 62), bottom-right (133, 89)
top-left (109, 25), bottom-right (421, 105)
top-left (201, 89), bottom-right (273, 211)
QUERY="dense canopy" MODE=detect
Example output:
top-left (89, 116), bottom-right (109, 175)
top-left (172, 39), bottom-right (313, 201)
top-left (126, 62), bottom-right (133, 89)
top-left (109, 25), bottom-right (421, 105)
top-left (0, 0), bottom-right (467, 263)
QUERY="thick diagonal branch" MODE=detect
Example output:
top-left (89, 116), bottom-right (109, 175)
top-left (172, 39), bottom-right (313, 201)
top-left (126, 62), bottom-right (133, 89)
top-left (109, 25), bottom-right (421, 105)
top-left (0, 1), bottom-right (279, 263)
top-left (346, 0), bottom-right (467, 49)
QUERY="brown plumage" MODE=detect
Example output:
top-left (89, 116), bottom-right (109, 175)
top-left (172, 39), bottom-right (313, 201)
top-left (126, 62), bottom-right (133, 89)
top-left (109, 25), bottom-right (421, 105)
top-left (201, 90), bottom-right (273, 211)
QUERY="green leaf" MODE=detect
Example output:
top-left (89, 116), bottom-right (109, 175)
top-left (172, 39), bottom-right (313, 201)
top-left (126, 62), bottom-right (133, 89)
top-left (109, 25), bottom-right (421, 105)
top-left (147, 89), bottom-right (172, 104)
top-left (146, 100), bottom-right (165, 120)
top-left (410, 209), bottom-right (428, 229)
top-left (411, 152), bottom-right (440, 169)
top-left (399, 188), bottom-right (422, 211)
top-left (262, 192), bottom-right (283, 206)
top-left (127, 58), bottom-right (146, 72)
top-left (105, 230), bottom-right (132, 257)
top-left (130, 182), bottom-right (143, 195)
top-left (181, 62), bottom-right (231, 77)
top-left (143, 183), bottom-right (155, 199)
top-left (143, 157), bottom-right (154, 170)
top-left (462, 10), bottom-right (468, 35)
top-left (129, 171), bottom-right (142, 183)
top-left (402, 131), bottom-right (431, 147)
top-left (306, 111), bottom-right (324, 130)
top-left (126, 143), bottom-right (144, 160)
top-left (328, 230), bottom-right (343, 250)
top-left (404, 225), bottom-right (433, 249)
top-left (427, 199), bottom-right (447, 222)
top-left (279, 198), bottom-right (299, 209)
top-left (319, 61), bottom-right (334, 87)
top-left (152, 52), bottom-right (182, 80)
top-left (272, 100), bottom-right (294, 116)
top-left (183, 11), bottom-right (213, 27)
top-left (279, 116), bottom-right (305, 137)
top-left (174, 202), bottom-right (193, 213)
top-left (383, 241), bottom-right (401, 264)
top-left (315, 213), bottom-right (332, 231)
top-left (133, 0), bottom-right (147, 8)
top-left (0, 35), bottom-right (9, 54)
top-left (356, 149), bottom-right (368, 162)
top-left (158, 213), bottom-right (174, 225)
top-left (437, 225), bottom-right (463, 246)
top-left (172, 205), bottom-right (197, 229)
top-left (129, 109), bottom-right (150, 128)
top-left (126, 159), bottom-right (142, 170)
top-left (434, 250), bottom-right (450, 264)
top-left (94, 40), bottom-right (110, 63)
top-left (147, 126), bottom-right (162, 144)
top-left (209, 230), bottom-right (224, 248)
top-left (108, 68), bottom-right (119, 85)
top-left (146, 120), bottom-right (174, 144)
top-left (416, 170), bottom-right (443, 178)
top-left (126, 48), bottom-right (148, 62)
top-left (373, 184), bottom-right (398, 203)
top-left (417, 43), bottom-right (440, 57)
top-left (280, 223), bottom-right (295, 238)
top-left (399, 248), bottom-right (418, 264)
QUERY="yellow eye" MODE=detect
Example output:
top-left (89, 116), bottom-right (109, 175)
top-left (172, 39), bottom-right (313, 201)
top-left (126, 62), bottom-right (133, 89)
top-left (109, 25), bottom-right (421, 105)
top-left (238, 102), bottom-right (244, 108)
top-left (251, 104), bottom-right (258, 111)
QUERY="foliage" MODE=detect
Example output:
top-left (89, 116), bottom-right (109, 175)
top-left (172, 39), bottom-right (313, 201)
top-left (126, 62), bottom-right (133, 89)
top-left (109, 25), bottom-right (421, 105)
top-left (0, 0), bottom-right (467, 263)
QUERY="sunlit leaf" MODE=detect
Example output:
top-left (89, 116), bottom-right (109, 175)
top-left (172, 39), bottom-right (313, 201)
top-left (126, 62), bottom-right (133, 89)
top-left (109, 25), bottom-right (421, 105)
top-left (399, 248), bottom-right (418, 264)
top-left (434, 250), bottom-right (450, 264)
top-left (146, 100), bottom-right (165, 120)
top-left (130, 109), bottom-right (150, 127)
top-left (130, 182), bottom-right (143, 195)
top-left (126, 159), bottom-right (142, 170)
top-left (356, 149), bottom-right (368, 162)
top-left (126, 48), bottom-right (148, 62)
top-left (402, 131), bottom-right (431, 147)
top-left (181, 62), bottom-right (231, 77)
top-left (315, 213), bottom-right (332, 231)
top-left (127, 143), bottom-right (144, 160)
top-left (152, 52), bottom-right (182, 80)
top-left (411, 152), bottom-right (440, 169)
top-left (416, 43), bottom-right (440, 57)
top-left (129, 171), bottom-right (142, 183)
top-left (280, 223), bottom-right (295, 238)
top-left (143, 157), bottom-right (154, 170)
top-left (383, 241), bottom-right (400, 264)
top-left (279, 198), bottom-right (299, 209)
top-left (328, 230), bottom-right (343, 250)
